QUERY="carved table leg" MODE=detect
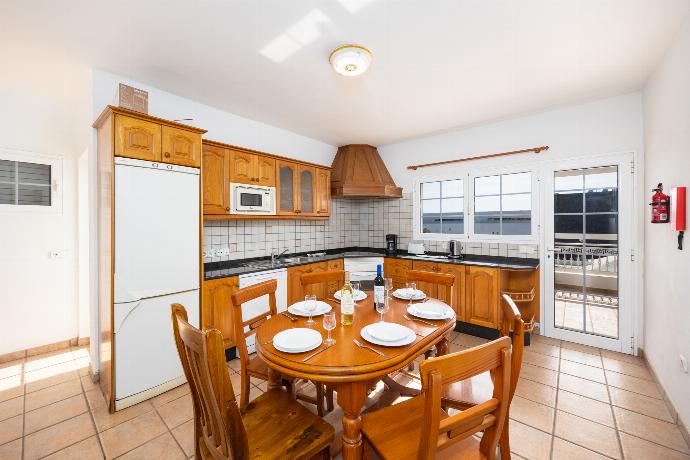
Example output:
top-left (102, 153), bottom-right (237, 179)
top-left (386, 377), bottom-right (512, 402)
top-left (335, 381), bottom-right (369, 460)
top-left (436, 335), bottom-right (450, 356)
top-left (267, 366), bottom-right (282, 391)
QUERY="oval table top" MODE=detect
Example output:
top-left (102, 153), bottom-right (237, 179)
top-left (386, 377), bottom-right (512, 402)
top-left (255, 293), bottom-right (456, 383)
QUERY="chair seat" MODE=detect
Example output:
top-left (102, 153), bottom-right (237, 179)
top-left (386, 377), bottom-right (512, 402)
top-left (441, 371), bottom-right (493, 409)
top-left (243, 389), bottom-right (335, 459)
top-left (361, 396), bottom-right (486, 460)
top-left (246, 355), bottom-right (270, 379)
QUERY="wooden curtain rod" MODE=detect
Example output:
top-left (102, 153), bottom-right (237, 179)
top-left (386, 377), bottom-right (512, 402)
top-left (406, 145), bottom-right (549, 170)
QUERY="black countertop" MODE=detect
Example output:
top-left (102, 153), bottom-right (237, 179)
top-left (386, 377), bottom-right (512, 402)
top-left (204, 247), bottom-right (539, 280)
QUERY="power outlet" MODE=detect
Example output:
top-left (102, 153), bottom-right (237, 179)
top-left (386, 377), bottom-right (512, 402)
top-left (214, 248), bottom-right (230, 257)
top-left (680, 355), bottom-right (688, 373)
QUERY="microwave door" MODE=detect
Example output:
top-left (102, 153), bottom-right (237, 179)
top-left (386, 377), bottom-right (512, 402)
top-left (240, 191), bottom-right (263, 209)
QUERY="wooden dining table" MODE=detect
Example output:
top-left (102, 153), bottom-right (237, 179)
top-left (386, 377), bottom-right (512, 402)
top-left (255, 292), bottom-right (456, 460)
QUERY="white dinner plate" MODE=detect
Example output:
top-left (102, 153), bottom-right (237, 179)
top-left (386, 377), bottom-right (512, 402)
top-left (272, 328), bottom-right (322, 353)
top-left (333, 289), bottom-right (367, 301)
top-left (393, 288), bottom-right (427, 301)
top-left (288, 301), bottom-right (332, 317)
top-left (360, 324), bottom-right (416, 347)
top-left (367, 322), bottom-right (412, 342)
top-left (407, 302), bottom-right (455, 320)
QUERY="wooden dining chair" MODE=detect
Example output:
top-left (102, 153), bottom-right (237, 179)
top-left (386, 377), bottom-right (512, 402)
top-left (405, 269), bottom-right (455, 305)
top-left (171, 304), bottom-right (334, 460)
top-left (300, 269), bottom-right (345, 300)
top-left (361, 336), bottom-right (512, 460)
top-left (440, 294), bottom-right (525, 458)
top-left (230, 279), bottom-right (333, 416)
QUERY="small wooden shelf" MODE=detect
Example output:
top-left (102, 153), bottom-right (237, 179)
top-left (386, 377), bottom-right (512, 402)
top-left (503, 287), bottom-right (536, 303)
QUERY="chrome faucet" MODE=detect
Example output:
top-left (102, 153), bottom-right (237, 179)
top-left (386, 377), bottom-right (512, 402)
top-left (271, 248), bottom-right (290, 263)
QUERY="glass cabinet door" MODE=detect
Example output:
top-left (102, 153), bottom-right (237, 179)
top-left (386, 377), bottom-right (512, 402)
top-left (299, 166), bottom-right (315, 214)
top-left (278, 163), bottom-right (295, 213)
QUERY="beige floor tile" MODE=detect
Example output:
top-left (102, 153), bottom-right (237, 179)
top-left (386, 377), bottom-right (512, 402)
top-left (118, 432), bottom-right (185, 460)
top-left (619, 432), bottom-right (690, 460)
top-left (25, 378), bottom-right (82, 411)
top-left (227, 358), bottom-right (241, 372)
top-left (526, 341), bottom-right (561, 358)
top-left (24, 365), bottom-right (79, 394)
top-left (556, 390), bottom-right (614, 427)
top-left (608, 386), bottom-right (674, 422)
top-left (554, 411), bottom-right (620, 459)
top-left (230, 372), bottom-right (244, 397)
top-left (522, 350), bottom-right (560, 371)
top-left (531, 334), bottom-right (561, 347)
top-left (25, 350), bottom-right (76, 373)
top-left (602, 357), bottom-right (653, 380)
top-left (559, 359), bottom-right (606, 383)
top-left (453, 334), bottom-right (488, 348)
top-left (507, 419), bottom-right (552, 460)
top-left (560, 348), bottom-right (603, 368)
top-left (86, 389), bottom-right (154, 432)
top-left (25, 393), bottom-right (89, 434)
top-left (151, 384), bottom-right (189, 408)
top-left (519, 364), bottom-right (558, 387)
top-left (100, 410), bottom-right (167, 458)
top-left (515, 378), bottom-right (557, 407)
top-left (171, 419), bottom-right (194, 458)
top-left (0, 375), bottom-right (24, 404)
top-left (601, 349), bottom-right (646, 367)
top-left (80, 374), bottom-right (99, 392)
top-left (558, 374), bottom-right (610, 403)
top-left (23, 412), bottom-right (96, 460)
top-left (0, 396), bottom-right (23, 422)
top-left (561, 341), bottom-right (603, 356)
top-left (0, 360), bottom-right (24, 380)
top-left (44, 435), bottom-right (104, 459)
top-left (157, 394), bottom-right (193, 430)
top-left (0, 438), bottom-right (22, 460)
top-left (0, 415), bottom-right (22, 446)
top-left (613, 406), bottom-right (689, 454)
top-left (551, 437), bottom-right (609, 459)
top-left (605, 370), bottom-right (662, 398)
top-left (509, 395), bottom-right (555, 433)
top-left (254, 380), bottom-right (268, 392)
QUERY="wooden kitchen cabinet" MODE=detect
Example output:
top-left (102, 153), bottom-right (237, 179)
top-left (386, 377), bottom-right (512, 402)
top-left (114, 114), bottom-right (161, 161)
top-left (287, 261), bottom-right (330, 304)
top-left (315, 168), bottom-right (331, 216)
top-left (230, 150), bottom-right (276, 186)
top-left (383, 258), bottom-right (412, 291)
top-left (202, 276), bottom-right (238, 350)
top-left (277, 161), bottom-right (298, 215)
top-left (161, 125), bottom-right (202, 167)
top-left (256, 155), bottom-right (276, 186)
top-left (298, 165), bottom-right (316, 215)
top-left (202, 143), bottom-right (230, 214)
top-left (465, 266), bottom-right (500, 329)
top-left (325, 259), bottom-right (344, 298)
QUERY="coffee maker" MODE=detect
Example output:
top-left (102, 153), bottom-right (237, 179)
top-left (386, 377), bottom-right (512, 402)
top-left (385, 234), bottom-right (398, 255)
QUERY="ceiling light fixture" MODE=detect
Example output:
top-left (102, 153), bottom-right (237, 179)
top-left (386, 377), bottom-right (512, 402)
top-left (329, 44), bottom-right (372, 76)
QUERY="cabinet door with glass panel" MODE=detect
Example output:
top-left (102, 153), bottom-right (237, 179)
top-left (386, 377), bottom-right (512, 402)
top-left (420, 179), bottom-right (465, 237)
top-left (473, 172), bottom-right (533, 238)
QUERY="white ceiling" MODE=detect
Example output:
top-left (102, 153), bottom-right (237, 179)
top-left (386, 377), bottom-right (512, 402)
top-left (1, 0), bottom-right (688, 146)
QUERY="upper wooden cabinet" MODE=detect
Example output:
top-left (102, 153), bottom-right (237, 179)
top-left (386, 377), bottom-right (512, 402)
top-left (202, 144), bottom-right (230, 214)
top-left (299, 166), bottom-right (316, 215)
top-left (162, 125), bottom-right (202, 167)
top-left (100, 107), bottom-right (206, 167)
top-left (277, 163), bottom-right (320, 216)
top-left (465, 266), bottom-right (499, 329)
top-left (315, 168), bottom-right (331, 216)
top-left (230, 150), bottom-right (276, 186)
top-left (114, 115), bottom-right (161, 161)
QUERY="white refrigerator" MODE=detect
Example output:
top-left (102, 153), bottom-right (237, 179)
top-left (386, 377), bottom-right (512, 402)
top-left (113, 157), bottom-right (200, 409)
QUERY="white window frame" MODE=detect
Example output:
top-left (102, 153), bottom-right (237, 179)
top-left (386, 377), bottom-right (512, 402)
top-left (0, 147), bottom-right (63, 214)
top-left (413, 164), bottom-right (539, 243)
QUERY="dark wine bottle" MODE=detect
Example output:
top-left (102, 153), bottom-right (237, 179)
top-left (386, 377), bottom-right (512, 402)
top-left (374, 264), bottom-right (385, 310)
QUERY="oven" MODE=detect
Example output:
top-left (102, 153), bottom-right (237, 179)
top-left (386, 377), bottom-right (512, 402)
top-left (230, 183), bottom-right (276, 215)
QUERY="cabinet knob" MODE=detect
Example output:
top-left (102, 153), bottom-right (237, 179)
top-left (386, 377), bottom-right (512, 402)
top-left (164, 152), bottom-right (171, 158)
top-left (225, 207), bottom-right (230, 211)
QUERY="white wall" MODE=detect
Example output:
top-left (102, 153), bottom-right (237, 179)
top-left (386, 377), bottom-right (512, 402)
top-left (92, 70), bottom-right (336, 165)
top-left (642, 13), bottom-right (690, 430)
top-left (0, 82), bottom-right (91, 354)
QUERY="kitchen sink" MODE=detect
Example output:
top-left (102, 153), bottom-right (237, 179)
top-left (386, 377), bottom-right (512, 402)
top-left (243, 255), bottom-right (313, 269)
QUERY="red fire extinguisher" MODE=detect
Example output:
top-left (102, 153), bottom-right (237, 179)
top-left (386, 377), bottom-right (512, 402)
top-left (650, 183), bottom-right (670, 223)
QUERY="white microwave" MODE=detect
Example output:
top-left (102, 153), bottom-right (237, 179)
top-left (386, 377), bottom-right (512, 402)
top-left (229, 183), bottom-right (276, 215)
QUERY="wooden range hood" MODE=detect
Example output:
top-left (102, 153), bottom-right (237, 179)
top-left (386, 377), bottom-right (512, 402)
top-left (330, 144), bottom-right (402, 198)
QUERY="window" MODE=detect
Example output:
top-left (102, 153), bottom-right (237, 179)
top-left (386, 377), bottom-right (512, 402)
top-left (420, 179), bottom-right (464, 235)
top-left (473, 172), bottom-right (531, 236)
top-left (0, 149), bottom-right (61, 212)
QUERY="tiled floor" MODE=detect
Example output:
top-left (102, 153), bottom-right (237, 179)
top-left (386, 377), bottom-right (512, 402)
top-left (1, 334), bottom-right (688, 459)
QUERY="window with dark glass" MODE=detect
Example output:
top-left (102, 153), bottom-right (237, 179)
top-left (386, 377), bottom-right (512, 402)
top-left (474, 172), bottom-right (531, 235)
top-left (0, 160), bottom-right (51, 206)
top-left (420, 179), bottom-right (464, 234)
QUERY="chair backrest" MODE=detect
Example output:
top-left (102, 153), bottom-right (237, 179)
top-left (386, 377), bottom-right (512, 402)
top-left (300, 270), bottom-right (344, 300)
top-left (171, 304), bottom-right (248, 459)
top-left (406, 269), bottom-right (455, 304)
top-left (417, 337), bottom-right (512, 460)
top-left (229, 279), bottom-right (278, 369)
top-left (500, 294), bottom-right (525, 398)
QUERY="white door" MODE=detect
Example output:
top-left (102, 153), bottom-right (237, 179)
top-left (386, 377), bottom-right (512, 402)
top-left (542, 154), bottom-right (635, 353)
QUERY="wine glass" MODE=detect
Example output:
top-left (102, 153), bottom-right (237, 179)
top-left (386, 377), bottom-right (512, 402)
top-left (304, 294), bottom-right (317, 325)
top-left (376, 294), bottom-right (389, 322)
top-left (406, 282), bottom-right (417, 307)
top-left (384, 277), bottom-right (393, 301)
top-left (323, 311), bottom-right (336, 345)
top-left (351, 281), bottom-right (361, 299)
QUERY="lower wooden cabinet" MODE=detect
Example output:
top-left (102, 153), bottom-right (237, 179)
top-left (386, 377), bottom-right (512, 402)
top-left (383, 258), bottom-right (412, 291)
top-left (464, 266), bottom-right (500, 329)
top-left (287, 262), bottom-right (328, 304)
top-left (325, 259), bottom-right (344, 298)
top-left (409, 260), bottom-right (463, 318)
top-left (201, 276), bottom-right (238, 350)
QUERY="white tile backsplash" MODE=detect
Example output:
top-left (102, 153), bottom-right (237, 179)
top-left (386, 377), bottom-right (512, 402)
top-left (203, 192), bottom-right (539, 263)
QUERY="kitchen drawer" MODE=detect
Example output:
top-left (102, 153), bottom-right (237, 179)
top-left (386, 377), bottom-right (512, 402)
top-left (384, 258), bottom-right (412, 279)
